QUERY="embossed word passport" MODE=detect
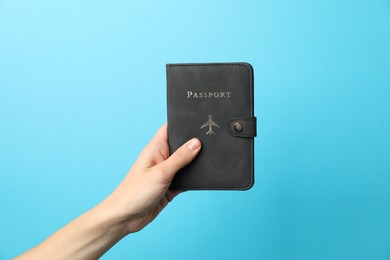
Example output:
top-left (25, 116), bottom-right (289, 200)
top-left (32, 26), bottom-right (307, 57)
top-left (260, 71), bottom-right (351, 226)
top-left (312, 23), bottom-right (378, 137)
top-left (167, 62), bottom-right (257, 190)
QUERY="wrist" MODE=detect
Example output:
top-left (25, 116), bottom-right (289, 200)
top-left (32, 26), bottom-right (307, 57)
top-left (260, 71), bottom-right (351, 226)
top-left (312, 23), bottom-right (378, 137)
top-left (94, 193), bottom-right (142, 235)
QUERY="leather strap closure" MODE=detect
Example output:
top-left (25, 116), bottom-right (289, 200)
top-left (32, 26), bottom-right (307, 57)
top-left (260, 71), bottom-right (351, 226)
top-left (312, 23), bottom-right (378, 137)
top-left (227, 117), bottom-right (257, 138)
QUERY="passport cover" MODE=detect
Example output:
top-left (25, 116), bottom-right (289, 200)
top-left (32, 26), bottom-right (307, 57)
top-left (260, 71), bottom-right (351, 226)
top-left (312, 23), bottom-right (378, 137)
top-left (167, 62), bottom-right (257, 190)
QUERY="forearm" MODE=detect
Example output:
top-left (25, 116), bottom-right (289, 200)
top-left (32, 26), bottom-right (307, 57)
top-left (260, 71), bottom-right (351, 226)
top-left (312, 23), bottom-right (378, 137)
top-left (15, 198), bottom-right (129, 260)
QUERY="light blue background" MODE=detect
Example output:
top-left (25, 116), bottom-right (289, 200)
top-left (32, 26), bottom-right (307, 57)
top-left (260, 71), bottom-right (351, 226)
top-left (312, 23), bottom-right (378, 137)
top-left (1, 0), bottom-right (389, 259)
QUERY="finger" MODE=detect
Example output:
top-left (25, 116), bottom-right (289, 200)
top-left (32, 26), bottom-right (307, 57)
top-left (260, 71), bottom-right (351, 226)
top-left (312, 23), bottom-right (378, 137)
top-left (136, 123), bottom-right (169, 168)
top-left (157, 138), bottom-right (201, 180)
top-left (149, 122), bottom-right (168, 144)
top-left (142, 123), bottom-right (168, 153)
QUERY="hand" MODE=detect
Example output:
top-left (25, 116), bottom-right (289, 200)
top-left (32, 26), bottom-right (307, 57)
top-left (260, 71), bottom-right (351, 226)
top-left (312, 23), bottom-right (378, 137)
top-left (15, 123), bottom-right (201, 260)
top-left (102, 122), bottom-right (202, 233)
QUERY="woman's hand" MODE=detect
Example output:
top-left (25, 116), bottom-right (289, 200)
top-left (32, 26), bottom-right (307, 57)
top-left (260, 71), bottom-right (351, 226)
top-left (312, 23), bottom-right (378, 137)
top-left (102, 122), bottom-right (201, 233)
top-left (15, 123), bottom-right (201, 260)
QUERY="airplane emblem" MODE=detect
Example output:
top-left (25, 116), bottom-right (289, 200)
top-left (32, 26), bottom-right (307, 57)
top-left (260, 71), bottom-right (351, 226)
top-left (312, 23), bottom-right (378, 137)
top-left (200, 115), bottom-right (220, 135)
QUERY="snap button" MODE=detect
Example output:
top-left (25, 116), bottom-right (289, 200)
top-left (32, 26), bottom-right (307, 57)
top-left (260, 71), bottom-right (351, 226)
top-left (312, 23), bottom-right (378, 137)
top-left (228, 117), bottom-right (257, 138)
top-left (233, 122), bottom-right (243, 133)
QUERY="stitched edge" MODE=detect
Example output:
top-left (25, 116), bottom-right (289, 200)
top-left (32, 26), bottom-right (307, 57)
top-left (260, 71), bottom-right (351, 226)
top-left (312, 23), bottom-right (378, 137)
top-left (167, 62), bottom-right (255, 190)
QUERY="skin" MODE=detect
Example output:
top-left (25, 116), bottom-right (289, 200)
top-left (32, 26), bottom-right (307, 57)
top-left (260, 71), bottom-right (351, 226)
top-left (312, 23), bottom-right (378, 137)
top-left (15, 123), bottom-right (201, 260)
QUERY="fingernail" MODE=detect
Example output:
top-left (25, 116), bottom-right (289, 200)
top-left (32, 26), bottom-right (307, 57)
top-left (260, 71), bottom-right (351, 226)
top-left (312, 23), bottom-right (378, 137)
top-left (187, 138), bottom-right (201, 151)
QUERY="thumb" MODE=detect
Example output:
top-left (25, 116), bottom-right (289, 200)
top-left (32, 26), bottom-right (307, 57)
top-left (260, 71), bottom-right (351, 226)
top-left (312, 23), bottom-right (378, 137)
top-left (158, 138), bottom-right (201, 180)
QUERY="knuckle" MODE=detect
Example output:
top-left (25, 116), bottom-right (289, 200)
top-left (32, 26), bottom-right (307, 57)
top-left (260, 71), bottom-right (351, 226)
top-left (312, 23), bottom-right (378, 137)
top-left (155, 166), bottom-right (173, 184)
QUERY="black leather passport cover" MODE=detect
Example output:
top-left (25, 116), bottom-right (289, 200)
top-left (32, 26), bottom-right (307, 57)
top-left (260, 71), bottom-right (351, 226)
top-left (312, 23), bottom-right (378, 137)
top-left (167, 62), bottom-right (256, 190)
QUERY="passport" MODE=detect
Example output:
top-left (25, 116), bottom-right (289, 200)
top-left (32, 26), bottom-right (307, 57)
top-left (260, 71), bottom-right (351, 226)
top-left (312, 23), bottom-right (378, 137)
top-left (166, 62), bottom-right (257, 190)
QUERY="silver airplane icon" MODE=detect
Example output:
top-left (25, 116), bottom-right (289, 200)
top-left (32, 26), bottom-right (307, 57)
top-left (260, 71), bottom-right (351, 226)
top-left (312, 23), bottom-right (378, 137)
top-left (200, 115), bottom-right (220, 135)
